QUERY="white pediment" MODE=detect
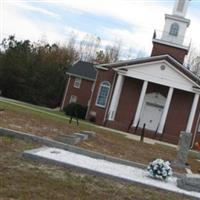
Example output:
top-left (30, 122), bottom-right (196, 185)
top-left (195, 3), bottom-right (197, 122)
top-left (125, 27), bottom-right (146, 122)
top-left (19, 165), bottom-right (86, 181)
top-left (120, 60), bottom-right (199, 93)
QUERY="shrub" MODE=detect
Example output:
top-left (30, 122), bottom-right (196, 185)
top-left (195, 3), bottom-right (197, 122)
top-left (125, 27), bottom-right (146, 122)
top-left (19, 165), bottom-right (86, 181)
top-left (63, 103), bottom-right (87, 119)
top-left (88, 111), bottom-right (96, 123)
top-left (147, 158), bottom-right (172, 180)
top-left (88, 115), bottom-right (96, 123)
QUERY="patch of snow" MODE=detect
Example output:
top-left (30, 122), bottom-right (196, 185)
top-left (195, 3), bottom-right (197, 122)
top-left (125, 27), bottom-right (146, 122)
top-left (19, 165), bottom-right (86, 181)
top-left (32, 147), bottom-right (200, 199)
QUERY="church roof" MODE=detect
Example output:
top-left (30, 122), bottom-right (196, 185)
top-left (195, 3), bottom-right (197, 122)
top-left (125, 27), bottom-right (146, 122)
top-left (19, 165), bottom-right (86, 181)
top-left (67, 60), bottom-right (97, 81)
top-left (96, 55), bottom-right (200, 86)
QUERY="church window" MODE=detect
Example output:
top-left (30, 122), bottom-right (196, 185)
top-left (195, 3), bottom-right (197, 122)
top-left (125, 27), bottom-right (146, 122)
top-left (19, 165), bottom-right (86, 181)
top-left (69, 95), bottom-right (77, 103)
top-left (169, 23), bottom-right (179, 36)
top-left (96, 81), bottom-right (110, 107)
top-left (74, 77), bottom-right (82, 88)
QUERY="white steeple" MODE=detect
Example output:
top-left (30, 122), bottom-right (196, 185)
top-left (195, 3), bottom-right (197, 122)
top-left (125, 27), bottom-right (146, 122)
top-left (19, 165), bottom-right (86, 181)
top-left (173, 0), bottom-right (190, 17)
top-left (161, 0), bottom-right (191, 47)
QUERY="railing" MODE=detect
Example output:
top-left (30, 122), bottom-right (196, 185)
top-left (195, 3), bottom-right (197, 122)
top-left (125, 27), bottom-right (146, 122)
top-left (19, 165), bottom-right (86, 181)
top-left (140, 123), bottom-right (146, 142)
top-left (153, 30), bottom-right (191, 49)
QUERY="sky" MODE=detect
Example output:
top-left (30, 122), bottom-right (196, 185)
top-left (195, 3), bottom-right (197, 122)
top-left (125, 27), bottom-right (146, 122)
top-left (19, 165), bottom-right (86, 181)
top-left (1, 0), bottom-right (200, 59)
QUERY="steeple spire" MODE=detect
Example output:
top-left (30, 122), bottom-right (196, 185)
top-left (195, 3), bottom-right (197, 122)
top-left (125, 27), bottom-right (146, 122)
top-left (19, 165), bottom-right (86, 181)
top-left (161, 0), bottom-right (191, 46)
top-left (151, 0), bottom-right (191, 64)
top-left (173, 0), bottom-right (190, 17)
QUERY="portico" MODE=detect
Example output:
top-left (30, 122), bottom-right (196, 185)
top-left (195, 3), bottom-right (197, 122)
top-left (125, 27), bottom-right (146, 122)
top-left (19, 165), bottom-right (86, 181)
top-left (106, 56), bottom-right (200, 138)
top-left (86, 0), bottom-right (200, 145)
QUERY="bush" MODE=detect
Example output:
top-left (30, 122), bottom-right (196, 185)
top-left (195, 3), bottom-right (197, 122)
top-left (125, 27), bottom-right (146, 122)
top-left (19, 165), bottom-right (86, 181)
top-left (88, 115), bottom-right (96, 123)
top-left (147, 158), bottom-right (172, 180)
top-left (63, 103), bottom-right (87, 119)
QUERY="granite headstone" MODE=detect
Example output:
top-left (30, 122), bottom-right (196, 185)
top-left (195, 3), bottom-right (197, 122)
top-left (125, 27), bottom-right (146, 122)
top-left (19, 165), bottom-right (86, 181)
top-left (177, 174), bottom-right (200, 192)
top-left (173, 131), bottom-right (192, 168)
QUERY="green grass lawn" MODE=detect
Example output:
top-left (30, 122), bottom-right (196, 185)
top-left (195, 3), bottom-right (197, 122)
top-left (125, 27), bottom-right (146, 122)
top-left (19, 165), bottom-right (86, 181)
top-left (0, 97), bottom-right (129, 138)
top-left (0, 136), bottom-right (193, 200)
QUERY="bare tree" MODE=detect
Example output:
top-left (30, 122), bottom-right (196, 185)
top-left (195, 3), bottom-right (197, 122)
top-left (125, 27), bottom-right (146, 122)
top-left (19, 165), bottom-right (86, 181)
top-left (186, 45), bottom-right (200, 75)
top-left (95, 41), bottom-right (121, 64)
top-left (79, 34), bottom-right (101, 62)
top-left (191, 56), bottom-right (200, 75)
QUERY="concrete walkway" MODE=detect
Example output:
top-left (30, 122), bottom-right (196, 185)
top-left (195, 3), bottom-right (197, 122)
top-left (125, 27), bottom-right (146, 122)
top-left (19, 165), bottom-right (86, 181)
top-left (91, 124), bottom-right (178, 148)
top-left (24, 147), bottom-right (200, 200)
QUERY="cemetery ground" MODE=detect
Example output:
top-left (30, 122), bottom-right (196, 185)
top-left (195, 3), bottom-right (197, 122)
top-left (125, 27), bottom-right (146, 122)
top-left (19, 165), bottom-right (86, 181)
top-left (0, 98), bottom-right (200, 199)
top-left (0, 136), bottom-right (192, 200)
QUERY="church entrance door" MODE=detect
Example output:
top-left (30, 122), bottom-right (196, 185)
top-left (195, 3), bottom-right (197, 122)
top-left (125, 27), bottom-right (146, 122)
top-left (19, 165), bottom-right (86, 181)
top-left (139, 93), bottom-right (166, 132)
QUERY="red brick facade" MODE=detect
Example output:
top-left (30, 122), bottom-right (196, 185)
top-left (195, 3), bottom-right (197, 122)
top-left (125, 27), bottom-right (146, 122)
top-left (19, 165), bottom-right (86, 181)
top-left (106, 77), bottom-right (143, 131)
top-left (86, 68), bottom-right (116, 124)
top-left (151, 41), bottom-right (188, 64)
top-left (87, 68), bottom-right (200, 145)
top-left (163, 89), bottom-right (193, 143)
top-left (62, 75), bottom-right (94, 108)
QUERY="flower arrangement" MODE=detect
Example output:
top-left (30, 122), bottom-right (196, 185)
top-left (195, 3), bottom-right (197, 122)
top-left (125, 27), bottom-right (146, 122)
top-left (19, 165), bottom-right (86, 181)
top-left (195, 142), bottom-right (200, 151)
top-left (147, 159), bottom-right (172, 180)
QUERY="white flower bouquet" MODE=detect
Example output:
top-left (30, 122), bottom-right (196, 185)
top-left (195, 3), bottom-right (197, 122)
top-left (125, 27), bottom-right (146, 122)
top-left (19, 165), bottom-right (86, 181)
top-left (147, 158), bottom-right (172, 180)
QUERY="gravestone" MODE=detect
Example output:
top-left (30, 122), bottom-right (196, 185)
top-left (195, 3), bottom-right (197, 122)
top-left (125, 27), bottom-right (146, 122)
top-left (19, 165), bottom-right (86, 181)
top-left (55, 131), bottom-right (94, 145)
top-left (177, 174), bottom-right (200, 192)
top-left (172, 131), bottom-right (192, 169)
top-left (81, 131), bottom-right (96, 138)
top-left (55, 134), bottom-right (81, 145)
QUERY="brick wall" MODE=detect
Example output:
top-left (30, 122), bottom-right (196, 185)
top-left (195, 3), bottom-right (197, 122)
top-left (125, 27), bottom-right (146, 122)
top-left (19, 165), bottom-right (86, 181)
top-left (151, 42), bottom-right (188, 64)
top-left (62, 76), bottom-right (94, 108)
top-left (163, 89), bottom-right (193, 143)
top-left (87, 68), bottom-right (116, 124)
top-left (106, 77), bottom-right (143, 131)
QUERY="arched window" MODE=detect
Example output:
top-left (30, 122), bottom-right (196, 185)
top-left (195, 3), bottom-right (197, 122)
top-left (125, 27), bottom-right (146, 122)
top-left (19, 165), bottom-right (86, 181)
top-left (169, 23), bottom-right (179, 36)
top-left (96, 81), bottom-right (110, 107)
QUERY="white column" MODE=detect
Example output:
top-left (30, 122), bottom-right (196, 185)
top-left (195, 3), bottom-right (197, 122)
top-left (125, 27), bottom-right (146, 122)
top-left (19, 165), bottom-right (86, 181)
top-left (133, 80), bottom-right (148, 127)
top-left (108, 74), bottom-right (125, 120)
top-left (186, 93), bottom-right (199, 133)
top-left (60, 76), bottom-right (71, 110)
top-left (158, 87), bottom-right (174, 133)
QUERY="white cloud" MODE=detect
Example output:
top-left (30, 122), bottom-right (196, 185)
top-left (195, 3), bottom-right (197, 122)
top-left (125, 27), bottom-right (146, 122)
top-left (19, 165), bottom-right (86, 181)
top-left (54, 0), bottom-right (170, 57)
top-left (54, 0), bottom-right (200, 55)
top-left (1, 1), bottom-right (64, 44)
top-left (102, 26), bottom-right (153, 55)
top-left (14, 1), bottom-right (60, 19)
top-left (1, 0), bottom-right (200, 58)
top-left (187, 16), bottom-right (200, 49)
top-left (7, 1), bottom-right (60, 19)
top-left (59, 0), bottom-right (169, 30)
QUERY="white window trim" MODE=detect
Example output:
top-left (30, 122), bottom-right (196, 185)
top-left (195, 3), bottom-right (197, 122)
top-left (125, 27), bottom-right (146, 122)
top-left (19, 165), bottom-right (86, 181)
top-left (69, 95), bottom-right (77, 103)
top-left (74, 78), bottom-right (82, 88)
top-left (95, 81), bottom-right (110, 108)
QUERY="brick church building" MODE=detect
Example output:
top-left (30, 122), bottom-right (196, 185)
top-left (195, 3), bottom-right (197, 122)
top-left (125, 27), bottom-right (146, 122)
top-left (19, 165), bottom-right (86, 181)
top-left (61, 0), bottom-right (200, 145)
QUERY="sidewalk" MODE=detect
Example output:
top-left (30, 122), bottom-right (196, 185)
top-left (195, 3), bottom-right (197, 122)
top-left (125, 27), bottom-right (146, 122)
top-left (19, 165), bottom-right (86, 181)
top-left (24, 146), bottom-right (200, 200)
top-left (92, 124), bottom-right (178, 148)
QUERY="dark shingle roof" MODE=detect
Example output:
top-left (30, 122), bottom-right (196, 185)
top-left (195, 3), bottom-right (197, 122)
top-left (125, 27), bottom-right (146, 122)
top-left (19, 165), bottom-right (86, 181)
top-left (67, 61), bottom-right (96, 81)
